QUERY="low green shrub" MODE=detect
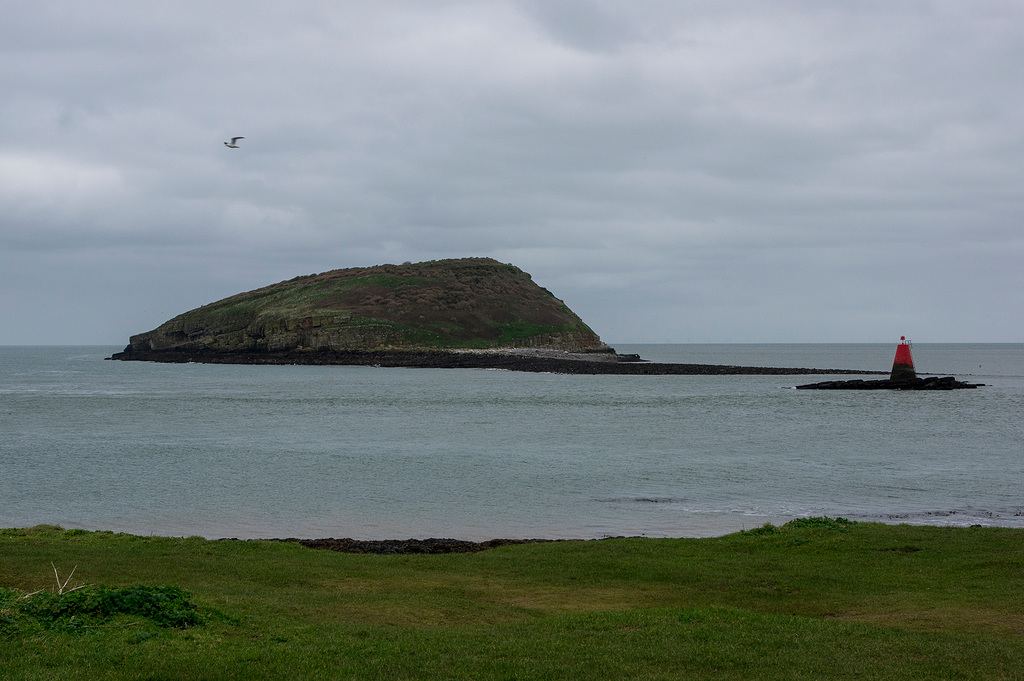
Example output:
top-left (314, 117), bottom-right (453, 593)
top-left (4, 585), bottom-right (204, 631)
top-left (784, 516), bottom-right (855, 530)
top-left (742, 523), bottom-right (782, 536)
top-left (741, 516), bottom-right (855, 537)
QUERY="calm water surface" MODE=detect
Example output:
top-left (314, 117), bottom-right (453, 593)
top-left (2, 344), bottom-right (1022, 539)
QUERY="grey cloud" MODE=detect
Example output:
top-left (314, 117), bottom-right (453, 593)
top-left (1, 1), bottom-right (1022, 344)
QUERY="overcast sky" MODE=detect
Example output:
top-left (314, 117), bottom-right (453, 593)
top-left (2, 1), bottom-right (1021, 345)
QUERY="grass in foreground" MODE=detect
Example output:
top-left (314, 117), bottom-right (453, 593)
top-left (1, 520), bottom-right (1022, 679)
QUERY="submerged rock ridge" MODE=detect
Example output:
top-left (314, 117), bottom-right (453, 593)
top-left (111, 258), bottom-right (609, 359)
top-left (108, 345), bottom-right (878, 375)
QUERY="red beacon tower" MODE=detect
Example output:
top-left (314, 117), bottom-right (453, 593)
top-left (890, 336), bottom-right (916, 382)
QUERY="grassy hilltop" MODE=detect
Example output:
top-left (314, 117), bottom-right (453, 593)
top-left (122, 258), bottom-right (607, 357)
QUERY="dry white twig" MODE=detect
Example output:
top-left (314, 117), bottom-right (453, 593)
top-left (51, 562), bottom-right (78, 595)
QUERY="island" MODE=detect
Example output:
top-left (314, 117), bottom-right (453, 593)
top-left (109, 257), bottom-right (872, 376)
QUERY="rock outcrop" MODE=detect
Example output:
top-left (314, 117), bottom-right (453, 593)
top-left (796, 376), bottom-right (983, 390)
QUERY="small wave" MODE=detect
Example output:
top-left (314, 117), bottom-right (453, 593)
top-left (844, 507), bottom-right (1024, 528)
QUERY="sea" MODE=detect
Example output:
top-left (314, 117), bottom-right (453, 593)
top-left (2, 344), bottom-right (1022, 540)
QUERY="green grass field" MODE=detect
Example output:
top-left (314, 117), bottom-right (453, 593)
top-left (2, 520), bottom-right (1022, 679)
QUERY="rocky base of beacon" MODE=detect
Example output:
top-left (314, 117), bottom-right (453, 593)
top-left (796, 376), bottom-right (983, 390)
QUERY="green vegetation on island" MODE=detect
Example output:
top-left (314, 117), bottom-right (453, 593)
top-left (3, 521), bottom-right (1023, 679)
top-left (119, 258), bottom-right (607, 357)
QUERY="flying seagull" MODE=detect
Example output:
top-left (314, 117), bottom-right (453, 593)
top-left (224, 137), bottom-right (244, 148)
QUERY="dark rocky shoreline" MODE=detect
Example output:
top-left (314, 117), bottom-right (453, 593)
top-left (271, 537), bottom-right (559, 554)
top-left (108, 347), bottom-right (880, 376)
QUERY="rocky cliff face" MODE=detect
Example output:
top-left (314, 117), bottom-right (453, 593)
top-left (116, 258), bottom-right (609, 359)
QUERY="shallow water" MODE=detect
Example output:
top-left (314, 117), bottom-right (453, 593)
top-left (2, 344), bottom-right (1022, 539)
